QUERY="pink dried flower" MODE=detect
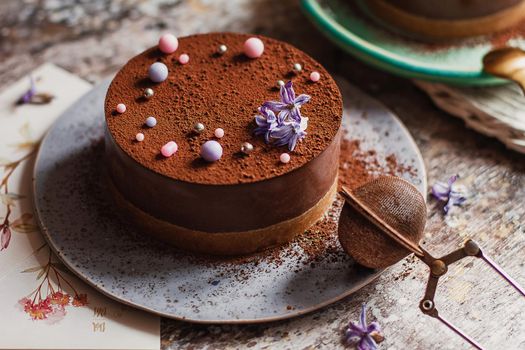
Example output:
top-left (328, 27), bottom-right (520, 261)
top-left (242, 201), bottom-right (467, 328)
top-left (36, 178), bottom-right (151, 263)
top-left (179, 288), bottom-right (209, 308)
top-left (28, 298), bottom-right (53, 320)
top-left (72, 293), bottom-right (88, 307)
top-left (45, 306), bottom-right (67, 324)
top-left (50, 291), bottom-right (71, 307)
top-left (17, 297), bottom-right (32, 313)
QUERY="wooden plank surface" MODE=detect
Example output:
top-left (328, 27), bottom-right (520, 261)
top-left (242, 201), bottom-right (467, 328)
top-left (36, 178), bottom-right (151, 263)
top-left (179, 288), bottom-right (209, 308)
top-left (1, 1), bottom-right (524, 349)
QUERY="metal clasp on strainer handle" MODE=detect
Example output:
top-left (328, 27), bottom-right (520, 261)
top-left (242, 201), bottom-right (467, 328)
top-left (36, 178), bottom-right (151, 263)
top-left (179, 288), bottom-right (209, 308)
top-left (417, 239), bottom-right (525, 350)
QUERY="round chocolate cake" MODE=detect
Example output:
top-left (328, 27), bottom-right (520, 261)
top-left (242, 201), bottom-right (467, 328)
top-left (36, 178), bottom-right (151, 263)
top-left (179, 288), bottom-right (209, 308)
top-left (104, 33), bottom-right (342, 255)
top-left (367, 0), bottom-right (525, 40)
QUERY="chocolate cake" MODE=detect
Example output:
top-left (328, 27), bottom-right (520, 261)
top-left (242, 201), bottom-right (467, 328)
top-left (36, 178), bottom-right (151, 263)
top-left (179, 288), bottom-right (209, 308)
top-left (104, 33), bottom-right (342, 256)
top-left (366, 0), bottom-right (525, 41)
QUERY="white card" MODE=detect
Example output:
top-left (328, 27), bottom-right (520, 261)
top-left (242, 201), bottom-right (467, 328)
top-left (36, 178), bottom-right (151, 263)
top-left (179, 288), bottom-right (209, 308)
top-left (0, 63), bottom-right (160, 350)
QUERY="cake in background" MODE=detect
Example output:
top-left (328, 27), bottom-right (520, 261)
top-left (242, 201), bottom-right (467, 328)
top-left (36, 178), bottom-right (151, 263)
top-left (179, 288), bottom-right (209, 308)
top-left (365, 0), bottom-right (525, 41)
top-left (104, 33), bottom-right (342, 256)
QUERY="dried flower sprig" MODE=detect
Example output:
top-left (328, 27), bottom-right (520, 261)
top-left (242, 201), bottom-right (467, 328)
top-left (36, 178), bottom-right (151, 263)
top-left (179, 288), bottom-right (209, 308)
top-left (345, 304), bottom-right (384, 350)
top-left (431, 175), bottom-right (468, 213)
top-left (254, 81), bottom-right (310, 151)
top-left (0, 211), bottom-right (11, 250)
top-left (18, 247), bottom-right (88, 323)
top-left (16, 76), bottom-right (54, 106)
top-left (1, 148), bottom-right (39, 251)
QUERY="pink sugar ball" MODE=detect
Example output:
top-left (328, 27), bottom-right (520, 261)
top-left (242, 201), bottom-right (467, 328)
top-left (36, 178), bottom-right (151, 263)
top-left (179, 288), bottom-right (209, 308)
top-left (214, 128), bottom-right (225, 138)
top-left (280, 153), bottom-right (291, 164)
top-left (135, 133), bottom-right (145, 142)
top-left (310, 71), bottom-right (321, 82)
top-left (178, 53), bottom-right (190, 64)
top-left (161, 141), bottom-right (178, 157)
top-left (243, 37), bottom-right (264, 58)
top-left (116, 103), bottom-right (126, 113)
top-left (158, 34), bottom-right (178, 54)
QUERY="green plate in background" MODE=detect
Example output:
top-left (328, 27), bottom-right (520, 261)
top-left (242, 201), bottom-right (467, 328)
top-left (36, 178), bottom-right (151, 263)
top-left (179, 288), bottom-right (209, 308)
top-left (301, 0), bottom-right (525, 85)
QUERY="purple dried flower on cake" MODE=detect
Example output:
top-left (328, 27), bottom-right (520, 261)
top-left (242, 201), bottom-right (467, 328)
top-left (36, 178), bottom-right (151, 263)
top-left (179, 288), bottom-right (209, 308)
top-left (271, 115), bottom-right (308, 151)
top-left (255, 81), bottom-right (310, 151)
top-left (431, 175), bottom-right (468, 213)
top-left (262, 81), bottom-right (310, 123)
top-left (345, 304), bottom-right (384, 350)
top-left (254, 106), bottom-right (278, 143)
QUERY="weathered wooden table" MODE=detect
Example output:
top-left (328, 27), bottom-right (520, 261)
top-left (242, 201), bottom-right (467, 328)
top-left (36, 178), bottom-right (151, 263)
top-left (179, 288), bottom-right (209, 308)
top-left (2, 1), bottom-right (524, 349)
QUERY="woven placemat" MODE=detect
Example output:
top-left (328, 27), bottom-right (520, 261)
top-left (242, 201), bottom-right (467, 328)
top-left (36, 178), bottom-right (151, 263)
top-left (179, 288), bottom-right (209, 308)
top-left (415, 80), bottom-right (525, 154)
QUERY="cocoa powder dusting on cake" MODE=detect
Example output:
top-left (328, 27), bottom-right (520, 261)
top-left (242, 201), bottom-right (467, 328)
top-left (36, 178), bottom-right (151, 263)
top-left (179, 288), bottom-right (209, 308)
top-left (105, 33), bottom-right (342, 185)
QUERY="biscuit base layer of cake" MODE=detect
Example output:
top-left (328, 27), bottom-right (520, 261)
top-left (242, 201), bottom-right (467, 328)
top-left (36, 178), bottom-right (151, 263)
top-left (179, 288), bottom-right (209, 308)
top-left (104, 33), bottom-right (343, 255)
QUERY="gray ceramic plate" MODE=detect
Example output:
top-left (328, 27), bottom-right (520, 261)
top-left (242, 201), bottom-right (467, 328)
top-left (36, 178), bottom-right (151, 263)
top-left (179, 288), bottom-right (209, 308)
top-left (33, 78), bottom-right (426, 323)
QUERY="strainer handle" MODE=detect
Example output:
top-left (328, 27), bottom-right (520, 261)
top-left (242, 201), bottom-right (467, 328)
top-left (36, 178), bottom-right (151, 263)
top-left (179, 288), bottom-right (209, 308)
top-left (434, 314), bottom-right (484, 350)
top-left (418, 240), bottom-right (524, 349)
top-left (479, 251), bottom-right (525, 297)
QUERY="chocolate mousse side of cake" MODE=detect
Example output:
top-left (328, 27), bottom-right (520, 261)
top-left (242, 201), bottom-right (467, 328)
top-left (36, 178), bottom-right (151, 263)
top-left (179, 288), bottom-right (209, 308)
top-left (366, 0), bottom-right (525, 41)
top-left (104, 33), bottom-right (343, 256)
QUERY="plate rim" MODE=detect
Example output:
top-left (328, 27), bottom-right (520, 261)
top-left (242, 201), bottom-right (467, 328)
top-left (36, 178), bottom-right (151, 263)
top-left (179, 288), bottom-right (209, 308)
top-left (300, 0), bottom-right (508, 85)
top-left (35, 223), bottom-right (385, 324)
top-left (32, 79), bottom-right (426, 324)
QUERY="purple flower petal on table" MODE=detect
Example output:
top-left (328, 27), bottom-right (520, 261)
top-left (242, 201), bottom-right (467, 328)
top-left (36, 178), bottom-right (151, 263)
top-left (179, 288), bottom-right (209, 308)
top-left (18, 76), bottom-right (36, 104)
top-left (348, 323), bottom-right (366, 335)
top-left (345, 304), bottom-right (383, 350)
top-left (432, 175), bottom-right (468, 214)
top-left (346, 327), bottom-right (363, 338)
top-left (16, 76), bottom-right (54, 105)
top-left (431, 181), bottom-right (450, 201)
top-left (443, 200), bottom-right (453, 214)
top-left (347, 335), bottom-right (361, 345)
top-left (448, 174), bottom-right (459, 186)
top-left (444, 190), bottom-right (467, 213)
top-left (359, 335), bottom-right (378, 350)
top-left (367, 322), bottom-right (380, 333)
top-left (359, 303), bottom-right (367, 327)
